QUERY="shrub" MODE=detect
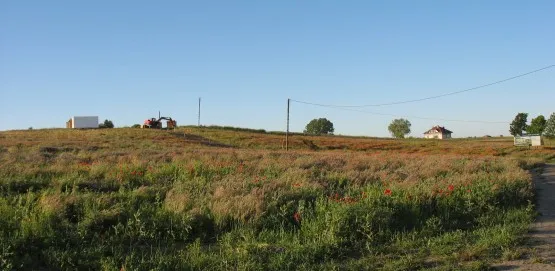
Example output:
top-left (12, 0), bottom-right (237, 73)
top-left (99, 120), bottom-right (114, 129)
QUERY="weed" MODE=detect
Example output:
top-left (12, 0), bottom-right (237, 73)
top-left (0, 127), bottom-right (544, 270)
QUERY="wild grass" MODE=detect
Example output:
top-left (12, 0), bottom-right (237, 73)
top-left (0, 127), bottom-right (549, 270)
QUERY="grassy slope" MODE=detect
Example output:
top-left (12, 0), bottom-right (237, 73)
top-left (182, 126), bottom-right (555, 156)
top-left (4, 126), bottom-right (551, 155)
top-left (0, 127), bottom-right (553, 270)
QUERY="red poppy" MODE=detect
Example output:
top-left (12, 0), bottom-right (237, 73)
top-left (448, 185), bottom-right (454, 191)
top-left (384, 189), bottom-right (392, 196)
top-left (293, 212), bottom-right (301, 223)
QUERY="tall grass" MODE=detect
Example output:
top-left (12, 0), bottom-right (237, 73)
top-left (0, 128), bottom-right (546, 270)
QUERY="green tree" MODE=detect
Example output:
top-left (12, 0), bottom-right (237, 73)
top-left (99, 119), bottom-right (114, 129)
top-left (544, 113), bottom-right (555, 138)
top-left (132, 124), bottom-right (141, 128)
top-left (509, 113), bottom-right (528, 136)
top-left (527, 115), bottom-right (546, 135)
top-left (304, 118), bottom-right (334, 135)
top-left (388, 118), bottom-right (411, 138)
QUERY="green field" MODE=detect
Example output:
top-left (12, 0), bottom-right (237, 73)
top-left (1, 128), bottom-right (553, 270)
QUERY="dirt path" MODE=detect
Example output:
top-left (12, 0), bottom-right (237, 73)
top-left (494, 163), bottom-right (555, 270)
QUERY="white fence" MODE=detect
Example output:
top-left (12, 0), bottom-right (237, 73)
top-left (514, 135), bottom-right (542, 147)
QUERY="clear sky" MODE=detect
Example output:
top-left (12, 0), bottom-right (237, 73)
top-left (1, 1), bottom-right (554, 137)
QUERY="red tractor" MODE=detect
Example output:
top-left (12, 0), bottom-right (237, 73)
top-left (142, 117), bottom-right (177, 129)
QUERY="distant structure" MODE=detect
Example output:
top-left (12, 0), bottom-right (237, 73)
top-left (514, 134), bottom-right (542, 147)
top-left (66, 116), bottom-right (99, 129)
top-left (423, 125), bottom-right (453, 139)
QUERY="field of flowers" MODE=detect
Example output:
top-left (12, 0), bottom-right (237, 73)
top-left (0, 128), bottom-right (549, 270)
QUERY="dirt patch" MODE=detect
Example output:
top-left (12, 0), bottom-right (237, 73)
top-left (493, 164), bottom-right (555, 270)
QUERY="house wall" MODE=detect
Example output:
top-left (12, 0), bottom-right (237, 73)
top-left (424, 132), bottom-right (442, 139)
top-left (424, 132), bottom-right (451, 139)
top-left (71, 116), bottom-right (99, 129)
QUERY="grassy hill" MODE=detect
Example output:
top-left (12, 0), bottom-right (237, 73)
top-left (2, 126), bottom-right (553, 156)
top-left (0, 127), bottom-right (553, 270)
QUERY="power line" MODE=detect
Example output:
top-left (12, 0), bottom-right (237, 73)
top-left (303, 105), bottom-right (509, 124)
top-left (292, 64), bottom-right (554, 107)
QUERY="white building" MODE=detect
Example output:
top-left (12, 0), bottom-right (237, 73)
top-left (66, 116), bottom-right (99, 129)
top-left (423, 125), bottom-right (453, 139)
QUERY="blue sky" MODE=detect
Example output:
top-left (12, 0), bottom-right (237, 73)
top-left (1, 1), bottom-right (554, 137)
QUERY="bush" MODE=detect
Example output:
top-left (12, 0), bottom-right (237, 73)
top-left (99, 120), bottom-right (114, 129)
top-left (304, 118), bottom-right (334, 135)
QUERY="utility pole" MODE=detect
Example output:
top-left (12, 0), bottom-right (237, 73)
top-left (286, 98), bottom-right (290, 151)
top-left (198, 97), bottom-right (201, 126)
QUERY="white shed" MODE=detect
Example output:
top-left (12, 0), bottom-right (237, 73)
top-left (66, 116), bottom-right (99, 129)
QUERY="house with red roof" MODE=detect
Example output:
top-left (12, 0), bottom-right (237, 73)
top-left (424, 125), bottom-right (453, 139)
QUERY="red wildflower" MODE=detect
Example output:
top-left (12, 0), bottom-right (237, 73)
top-left (467, 189), bottom-right (471, 193)
top-left (293, 212), bottom-right (301, 223)
top-left (384, 189), bottom-right (392, 196)
top-left (448, 185), bottom-right (454, 191)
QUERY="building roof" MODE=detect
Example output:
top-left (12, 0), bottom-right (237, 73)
top-left (424, 125), bottom-right (453, 135)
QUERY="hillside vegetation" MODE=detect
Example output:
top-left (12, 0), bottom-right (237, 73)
top-left (0, 127), bottom-right (553, 270)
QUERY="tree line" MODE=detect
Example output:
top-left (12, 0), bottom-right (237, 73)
top-left (303, 117), bottom-right (412, 138)
top-left (510, 112), bottom-right (555, 137)
top-left (304, 112), bottom-right (555, 139)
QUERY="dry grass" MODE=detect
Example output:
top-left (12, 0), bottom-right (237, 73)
top-left (0, 127), bottom-right (549, 270)
top-left (2, 127), bottom-right (553, 158)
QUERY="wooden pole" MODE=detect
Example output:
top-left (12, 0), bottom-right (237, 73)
top-left (286, 98), bottom-right (290, 151)
top-left (198, 97), bottom-right (201, 126)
